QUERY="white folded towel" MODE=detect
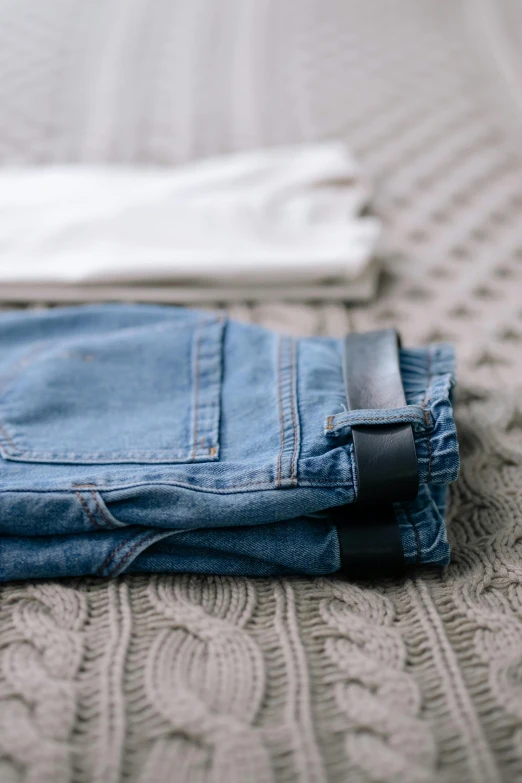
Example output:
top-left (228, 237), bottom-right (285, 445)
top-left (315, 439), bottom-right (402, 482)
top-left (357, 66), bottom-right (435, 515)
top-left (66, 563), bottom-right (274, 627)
top-left (0, 143), bottom-right (381, 302)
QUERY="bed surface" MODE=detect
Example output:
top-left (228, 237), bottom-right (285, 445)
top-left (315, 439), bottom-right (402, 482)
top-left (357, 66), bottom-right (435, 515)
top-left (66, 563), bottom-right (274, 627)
top-left (0, 2), bottom-right (521, 781)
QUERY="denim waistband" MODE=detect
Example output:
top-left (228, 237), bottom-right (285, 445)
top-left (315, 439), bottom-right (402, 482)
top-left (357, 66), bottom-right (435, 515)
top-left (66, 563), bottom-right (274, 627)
top-left (323, 342), bottom-right (459, 492)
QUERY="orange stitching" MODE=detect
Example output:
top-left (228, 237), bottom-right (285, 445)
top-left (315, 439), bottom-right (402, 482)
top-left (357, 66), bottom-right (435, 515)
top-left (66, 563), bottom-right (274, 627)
top-left (75, 488), bottom-right (115, 531)
top-left (75, 491), bottom-right (104, 531)
top-left (327, 416), bottom-right (334, 431)
top-left (289, 339), bottom-right (299, 487)
top-left (191, 316), bottom-right (224, 460)
top-left (190, 329), bottom-right (202, 461)
top-left (90, 490), bottom-right (116, 527)
top-left (106, 531), bottom-right (160, 576)
top-left (276, 336), bottom-right (285, 488)
top-left (0, 422), bottom-right (16, 450)
top-left (96, 533), bottom-right (140, 575)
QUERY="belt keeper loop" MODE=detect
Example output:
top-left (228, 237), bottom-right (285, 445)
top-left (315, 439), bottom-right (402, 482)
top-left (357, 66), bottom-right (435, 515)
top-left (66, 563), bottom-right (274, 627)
top-left (336, 329), bottom-right (419, 576)
top-left (343, 329), bottom-right (419, 505)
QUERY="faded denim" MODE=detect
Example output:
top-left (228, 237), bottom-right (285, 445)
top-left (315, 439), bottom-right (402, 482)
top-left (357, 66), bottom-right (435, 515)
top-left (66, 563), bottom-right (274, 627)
top-left (0, 304), bottom-right (459, 580)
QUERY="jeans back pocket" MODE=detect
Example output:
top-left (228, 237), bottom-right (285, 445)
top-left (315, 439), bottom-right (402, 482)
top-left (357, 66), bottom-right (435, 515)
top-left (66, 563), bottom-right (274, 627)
top-left (0, 314), bottom-right (225, 464)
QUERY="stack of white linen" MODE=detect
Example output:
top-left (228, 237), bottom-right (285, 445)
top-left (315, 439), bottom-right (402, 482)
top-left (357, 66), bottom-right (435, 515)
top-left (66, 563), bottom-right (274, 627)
top-left (0, 143), bottom-right (381, 303)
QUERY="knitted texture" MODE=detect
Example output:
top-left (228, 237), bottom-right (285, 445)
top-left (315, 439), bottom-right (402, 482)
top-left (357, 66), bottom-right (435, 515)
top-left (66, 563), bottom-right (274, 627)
top-left (1, 0), bottom-right (522, 781)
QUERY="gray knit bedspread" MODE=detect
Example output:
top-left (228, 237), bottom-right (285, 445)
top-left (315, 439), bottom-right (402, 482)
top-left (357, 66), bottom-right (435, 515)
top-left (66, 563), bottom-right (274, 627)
top-left (0, 1), bottom-right (521, 781)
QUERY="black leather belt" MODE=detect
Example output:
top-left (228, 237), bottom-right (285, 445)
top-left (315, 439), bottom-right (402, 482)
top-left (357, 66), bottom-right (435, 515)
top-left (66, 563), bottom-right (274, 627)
top-left (336, 329), bottom-right (419, 576)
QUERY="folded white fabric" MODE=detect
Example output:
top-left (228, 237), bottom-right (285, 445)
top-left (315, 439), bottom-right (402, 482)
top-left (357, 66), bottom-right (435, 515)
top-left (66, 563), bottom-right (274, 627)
top-left (0, 143), bottom-right (382, 302)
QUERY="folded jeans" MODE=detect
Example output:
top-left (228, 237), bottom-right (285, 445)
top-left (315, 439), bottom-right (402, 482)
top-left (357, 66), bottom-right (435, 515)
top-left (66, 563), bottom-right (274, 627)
top-left (0, 304), bottom-right (459, 580)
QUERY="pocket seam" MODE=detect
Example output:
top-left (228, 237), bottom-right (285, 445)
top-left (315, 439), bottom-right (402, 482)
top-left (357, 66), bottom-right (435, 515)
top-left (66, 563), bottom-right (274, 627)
top-left (276, 336), bottom-right (301, 488)
top-left (0, 315), bottom-right (225, 465)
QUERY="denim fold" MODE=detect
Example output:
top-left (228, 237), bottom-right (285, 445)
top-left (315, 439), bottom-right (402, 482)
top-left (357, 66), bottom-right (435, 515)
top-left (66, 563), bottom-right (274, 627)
top-left (0, 304), bottom-right (459, 580)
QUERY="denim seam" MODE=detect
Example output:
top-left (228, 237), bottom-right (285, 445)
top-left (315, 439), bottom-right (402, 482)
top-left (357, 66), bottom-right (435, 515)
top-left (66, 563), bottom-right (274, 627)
top-left (90, 491), bottom-right (118, 528)
top-left (276, 336), bottom-right (299, 488)
top-left (0, 447), bottom-right (217, 462)
top-left (188, 315), bottom-right (225, 460)
top-left (276, 336), bottom-right (285, 487)
top-left (96, 534), bottom-right (135, 575)
top-left (96, 530), bottom-right (155, 576)
top-left (75, 489), bottom-right (120, 531)
top-left (105, 531), bottom-right (162, 577)
top-left (190, 327), bottom-right (202, 461)
top-left (0, 479), bottom-right (355, 496)
top-left (290, 338), bottom-right (300, 487)
top-left (75, 491), bottom-right (105, 532)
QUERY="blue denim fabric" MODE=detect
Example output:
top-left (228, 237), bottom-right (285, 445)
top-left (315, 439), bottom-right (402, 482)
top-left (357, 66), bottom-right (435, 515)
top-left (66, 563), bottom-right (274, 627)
top-left (0, 304), bottom-right (459, 580)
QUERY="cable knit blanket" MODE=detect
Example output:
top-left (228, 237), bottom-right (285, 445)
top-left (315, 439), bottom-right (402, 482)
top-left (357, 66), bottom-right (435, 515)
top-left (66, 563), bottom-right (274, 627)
top-left (1, 1), bottom-right (522, 781)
